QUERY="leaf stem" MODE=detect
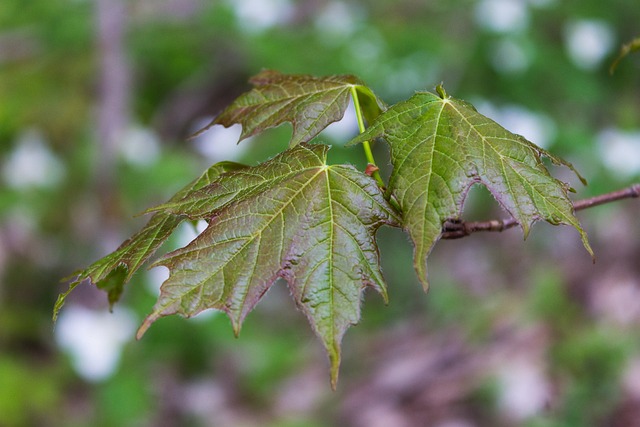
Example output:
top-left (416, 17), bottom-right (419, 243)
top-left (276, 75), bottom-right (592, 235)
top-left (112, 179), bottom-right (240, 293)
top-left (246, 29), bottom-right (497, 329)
top-left (350, 87), bottom-right (402, 213)
top-left (350, 86), bottom-right (385, 189)
top-left (441, 183), bottom-right (640, 239)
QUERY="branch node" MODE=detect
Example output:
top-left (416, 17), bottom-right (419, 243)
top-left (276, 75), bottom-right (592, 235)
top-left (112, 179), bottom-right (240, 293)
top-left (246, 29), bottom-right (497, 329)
top-left (440, 183), bottom-right (639, 240)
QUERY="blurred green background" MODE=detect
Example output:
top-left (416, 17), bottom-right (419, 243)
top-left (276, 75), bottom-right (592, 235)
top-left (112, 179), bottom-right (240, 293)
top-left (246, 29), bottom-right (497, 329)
top-left (1, 0), bottom-right (639, 426)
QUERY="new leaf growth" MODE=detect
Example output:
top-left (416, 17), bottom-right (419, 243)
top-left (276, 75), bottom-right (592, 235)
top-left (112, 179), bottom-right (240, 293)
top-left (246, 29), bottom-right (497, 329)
top-left (59, 71), bottom-right (595, 387)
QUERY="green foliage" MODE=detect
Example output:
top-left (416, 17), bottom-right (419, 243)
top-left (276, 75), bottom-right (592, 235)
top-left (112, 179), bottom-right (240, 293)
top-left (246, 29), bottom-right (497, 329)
top-left (138, 144), bottom-right (399, 388)
top-left (60, 71), bottom-right (592, 386)
top-left (193, 70), bottom-right (385, 146)
top-left (0, 357), bottom-right (63, 426)
top-left (55, 160), bottom-right (246, 319)
top-left (350, 86), bottom-right (592, 289)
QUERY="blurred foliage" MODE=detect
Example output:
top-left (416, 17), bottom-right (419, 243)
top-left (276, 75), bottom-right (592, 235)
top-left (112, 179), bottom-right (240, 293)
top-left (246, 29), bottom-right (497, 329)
top-left (0, 0), bottom-right (639, 426)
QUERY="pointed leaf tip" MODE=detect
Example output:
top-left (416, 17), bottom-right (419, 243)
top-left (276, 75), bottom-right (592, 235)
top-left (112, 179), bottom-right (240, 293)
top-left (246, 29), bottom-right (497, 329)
top-left (330, 351), bottom-right (341, 390)
top-left (136, 318), bottom-right (152, 340)
top-left (53, 279), bottom-right (81, 323)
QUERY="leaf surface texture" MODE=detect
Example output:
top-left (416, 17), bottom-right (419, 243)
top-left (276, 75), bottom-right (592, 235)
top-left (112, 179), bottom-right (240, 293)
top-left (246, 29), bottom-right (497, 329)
top-left (194, 70), bottom-right (385, 146)
top-left (139, 144), bottom-right (399, 387)
top-left (350, 89), bottom-right (592, 288)
top-left (54, 161), bottom-right (245, 319)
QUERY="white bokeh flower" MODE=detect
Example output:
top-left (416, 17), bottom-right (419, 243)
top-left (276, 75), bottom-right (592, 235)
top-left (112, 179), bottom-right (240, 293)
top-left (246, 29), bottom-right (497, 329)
top-left (490, 39), bottom-right (531, 74)
top-left (228, 0), bottom-right (294, 33)
top-left (475, 0), bottom-right (529, 33)
top-left (55, 305), bottom-right (136, 382)
top-left (497, 359), bottom-right (550, 420)
top-left (598, 128), bottom-right (640, 178)
top-left (321, 102), bottom-right (358, 143)
top-left (475, 102), bottom-right (556, 149)
top-left (119, 125), bottom-right (161, 167)
top-left (190, 121), bottom-right (251, 162)
top-left (2, 129), bottom-right (65, 189)
top-left (315, 1), bottom-right (358, 39)
top-left (564, 20), bottom-right (614, 70)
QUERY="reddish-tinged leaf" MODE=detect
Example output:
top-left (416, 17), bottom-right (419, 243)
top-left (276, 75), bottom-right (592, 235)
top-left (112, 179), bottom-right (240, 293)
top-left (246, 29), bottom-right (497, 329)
top-left (54, 161), bottom-right (246, 321)
top-left (137, 144), bottom-right (399, 388)
top-left (192, 70), bottom-right (386, 146)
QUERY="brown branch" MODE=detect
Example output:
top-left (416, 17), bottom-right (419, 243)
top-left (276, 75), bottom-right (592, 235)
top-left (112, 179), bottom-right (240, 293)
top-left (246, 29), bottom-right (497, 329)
top-left (441, 183), bottom-right (640, 239)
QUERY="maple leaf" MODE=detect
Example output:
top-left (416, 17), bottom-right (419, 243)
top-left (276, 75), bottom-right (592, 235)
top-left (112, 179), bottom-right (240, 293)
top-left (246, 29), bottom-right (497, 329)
top-left (192, 70), bottom-right (386, 146)
top-left (350, 86), bottom-right (593, 289)
top-left (54, 161), bottom-right (246, 321)
top-left (137, 144), bottom-right (399, 388)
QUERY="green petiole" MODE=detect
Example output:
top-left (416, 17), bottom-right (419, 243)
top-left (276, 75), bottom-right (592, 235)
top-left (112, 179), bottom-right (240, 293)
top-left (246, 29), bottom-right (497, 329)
top-left (349, 86), bottom-right (385, 189)
top-left (349, 86), bottom-right (401, 213)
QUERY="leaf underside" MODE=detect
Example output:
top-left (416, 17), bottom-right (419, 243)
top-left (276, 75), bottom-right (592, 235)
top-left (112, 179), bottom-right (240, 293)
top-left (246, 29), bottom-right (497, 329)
top-left (192, 69), bottom-right (386, 146)
top-left (54, 161), bottom-right (246, 321)
top-left (350, 90), bottom-right (592, 289)
top-left (138, 144), bottom-right (399, 388)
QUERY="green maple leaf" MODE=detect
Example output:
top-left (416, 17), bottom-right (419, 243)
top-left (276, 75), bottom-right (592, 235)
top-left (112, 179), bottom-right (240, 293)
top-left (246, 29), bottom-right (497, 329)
top-left (137, 144), bottom-right (399, 388)
top-left (54, 161), bottom-right (246, 321)
top-left (192, 70), bottom-right (386, 146)
top-left (350, 86), bottom-right (593, 289)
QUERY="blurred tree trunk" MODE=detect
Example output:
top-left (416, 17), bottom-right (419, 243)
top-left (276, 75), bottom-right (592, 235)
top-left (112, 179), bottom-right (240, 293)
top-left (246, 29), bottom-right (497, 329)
top-left (96, 0), bottom-right (130, 251)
